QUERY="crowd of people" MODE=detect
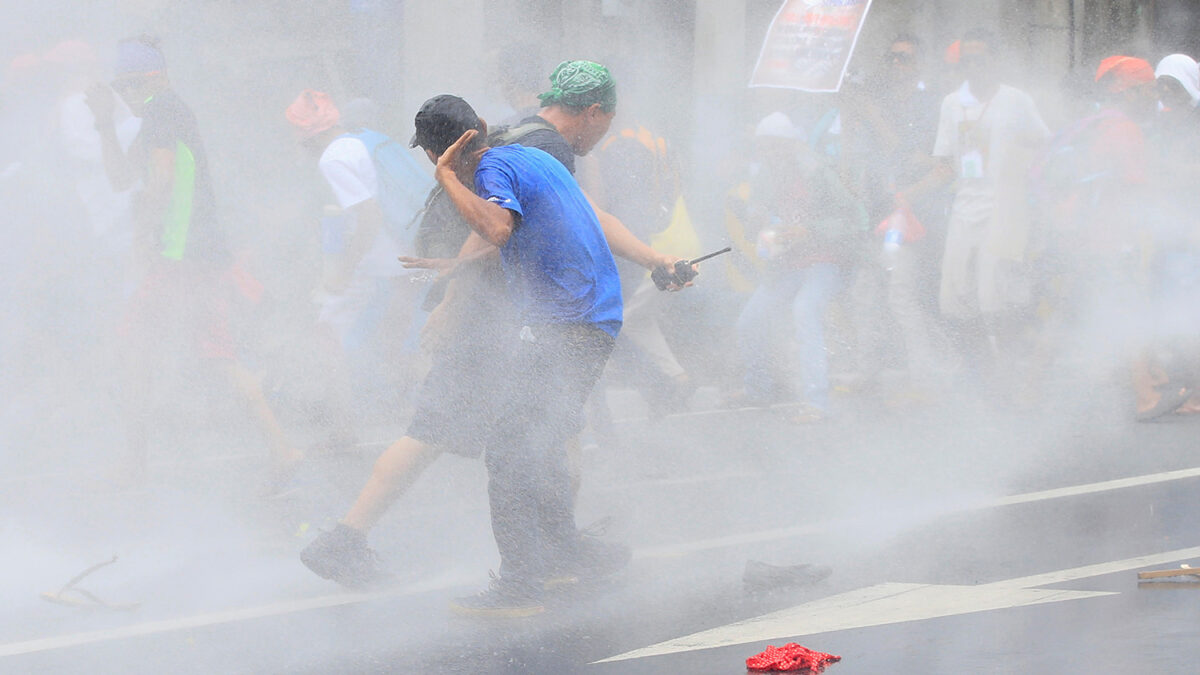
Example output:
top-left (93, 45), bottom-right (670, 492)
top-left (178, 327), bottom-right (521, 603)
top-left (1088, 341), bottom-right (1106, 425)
top-left (723, 29), bottom-right (1200, 424)
top-left (3, 26), bottom-right (1198, 617)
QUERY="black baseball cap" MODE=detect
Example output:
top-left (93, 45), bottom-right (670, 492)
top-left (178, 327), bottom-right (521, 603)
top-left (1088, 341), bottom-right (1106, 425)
top-left (410, 94), bottom-right (483, 156)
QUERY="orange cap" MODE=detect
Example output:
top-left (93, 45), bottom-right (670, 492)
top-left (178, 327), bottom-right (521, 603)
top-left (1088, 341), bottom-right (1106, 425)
top-left (1095, 55), bottom-right (1154, 93)
top-left (5, 52), bottom-right (41, 83)
top-left (44, 40), bottom-right (97, 66)
top-left (944, 40), bottom-right (961, 65)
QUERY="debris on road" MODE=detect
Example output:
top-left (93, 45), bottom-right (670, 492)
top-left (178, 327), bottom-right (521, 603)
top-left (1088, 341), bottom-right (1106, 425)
top-left (40, 556), bottom-right (140, 611)
top-left (743, 560), bottom-right (833, 592)
top-left (1137, 563), bottom-right (1200, 582)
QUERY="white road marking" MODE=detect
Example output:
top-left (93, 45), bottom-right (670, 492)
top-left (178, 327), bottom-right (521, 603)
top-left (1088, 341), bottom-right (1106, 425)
top-left (610, 400), bottom-right (800, 425)
top-left (0, 572), bottom-right (477, 659)
top-left (595, 545), bottom-right (1200, 664)
top-left (600, 470), bottom-right (760, 494)
top-left (634, 467), bottom-right (1200, 559)
top-left (594, 584), bottom-right (1115, 664)
top-left (992, 545), bottom-right (1200, 589)
top-left (984, 466), bottom-right (1200, 509)
top-left (4, 466), bottom-right (1199, 659)
top-left (636, 524), bottom-right (828, 559)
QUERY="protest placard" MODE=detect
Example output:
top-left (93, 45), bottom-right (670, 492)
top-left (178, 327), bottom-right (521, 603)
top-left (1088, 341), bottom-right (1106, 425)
top-left (750, 0), bottom-right (874, 92)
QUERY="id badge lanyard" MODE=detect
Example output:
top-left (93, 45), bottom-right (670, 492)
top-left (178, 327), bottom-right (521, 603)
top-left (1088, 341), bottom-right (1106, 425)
top-left (959, 93), bottom-right (995, 180)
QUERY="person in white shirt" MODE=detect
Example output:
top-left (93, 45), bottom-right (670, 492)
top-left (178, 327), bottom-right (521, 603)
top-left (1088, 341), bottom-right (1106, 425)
top-left (287, 90), bottom-right (414, 341)
top-left (50, 40), bottom-right (142, 260)
top-left (904, 29), bottom-right (1050, 372)
top-left (286, 89), bottom-right (429, 441)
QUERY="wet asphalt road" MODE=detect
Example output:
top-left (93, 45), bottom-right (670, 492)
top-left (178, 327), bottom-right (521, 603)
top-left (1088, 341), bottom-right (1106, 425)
top-left (2, 381), bottom-right (1199, 674)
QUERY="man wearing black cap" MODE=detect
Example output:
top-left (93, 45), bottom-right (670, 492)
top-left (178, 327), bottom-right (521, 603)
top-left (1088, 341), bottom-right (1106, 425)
top-left (298, 91), bottom-right (671, 598)
top-left (408, 93), bottom-right (626, 616)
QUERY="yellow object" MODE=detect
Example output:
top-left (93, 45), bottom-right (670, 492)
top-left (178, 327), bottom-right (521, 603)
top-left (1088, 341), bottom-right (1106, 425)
top-left (651, 195), bottom-right (702, 261)
top-left (602, 125), bottom-right (703, 262)
top-left (722, 180), bottom-right (759, 293)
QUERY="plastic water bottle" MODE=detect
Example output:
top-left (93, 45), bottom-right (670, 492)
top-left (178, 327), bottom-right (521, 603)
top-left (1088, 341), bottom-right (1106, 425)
top-left (757, 229), bottom-right (778, 259)
top-left (757, 216), bottom-right (783, 260)
top-left (881, 210), bottom-right (905, 272)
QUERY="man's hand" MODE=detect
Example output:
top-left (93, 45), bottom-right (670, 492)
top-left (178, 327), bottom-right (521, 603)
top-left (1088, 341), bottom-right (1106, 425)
top-left (434, 129), bottom-right (478, 185)
top-left (398, 255), bottom-right (457, 274)
top-left (85, 83), bottom-right (115, 128)
top-left (651, 255), bottom-right (698, 292)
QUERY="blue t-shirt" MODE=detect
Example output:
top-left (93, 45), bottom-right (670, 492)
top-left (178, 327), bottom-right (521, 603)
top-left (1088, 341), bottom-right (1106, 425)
top-left (474, 145), bottom-right (622, 336)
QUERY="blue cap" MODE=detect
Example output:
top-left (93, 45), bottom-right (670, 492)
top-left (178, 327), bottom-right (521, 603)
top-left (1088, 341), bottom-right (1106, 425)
top-left (115, 38), bottom-right (165, 76)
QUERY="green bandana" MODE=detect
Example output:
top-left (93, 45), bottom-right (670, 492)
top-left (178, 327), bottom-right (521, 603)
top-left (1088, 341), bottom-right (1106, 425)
top-left (538, 60), bottom-right (617, 111)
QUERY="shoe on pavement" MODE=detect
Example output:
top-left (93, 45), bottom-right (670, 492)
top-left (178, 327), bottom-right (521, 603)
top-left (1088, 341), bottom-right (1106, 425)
top-left (720, 390), bottom-right (774, 409)
top-left (562, 536), bottom-right (632, 582)
top-left (742, 560), bottom-right (833, 592)
top-left (300, 524), bottom-right (390, 589)
top-left (450, 573), bottom-right (545, 618)
top-left (259, 458), bottom-right (306, 500)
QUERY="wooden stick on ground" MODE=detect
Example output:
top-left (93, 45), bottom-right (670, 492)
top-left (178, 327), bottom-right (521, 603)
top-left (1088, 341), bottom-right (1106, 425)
top-left (1137, 564), bottom-right (1200, 580)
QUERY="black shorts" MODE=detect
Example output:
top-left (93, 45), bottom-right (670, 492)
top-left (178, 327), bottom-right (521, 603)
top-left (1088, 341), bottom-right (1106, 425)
top-left (408, 318), bottom-right (615, 459)
top-left (406, 307), bottom-right (517, 458)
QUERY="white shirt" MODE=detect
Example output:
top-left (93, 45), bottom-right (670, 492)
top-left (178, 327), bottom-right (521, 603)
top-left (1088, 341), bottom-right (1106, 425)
top-left (933, 82), bottom-right (1050, 206)
top-left (58, 90), bottom-right (141, 255)
top-left (318, 136), bottom-right (405, 278)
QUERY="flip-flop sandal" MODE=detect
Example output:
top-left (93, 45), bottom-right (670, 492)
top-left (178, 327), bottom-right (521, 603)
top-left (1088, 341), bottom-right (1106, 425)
top-left (40, 556), bottom-right (140, 611)
top-left (1136, 386), bottom-right (1193, 422)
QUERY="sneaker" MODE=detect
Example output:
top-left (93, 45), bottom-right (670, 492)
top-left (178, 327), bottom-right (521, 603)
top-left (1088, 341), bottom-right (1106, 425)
top-left (742, 560), bottom-right (833, 592)
top-left (258, 458), bottom-right (306, 500)
top-left (542, 573), bottom-right (580, 591)
top-left (720, 389), bottom-right (774, 409)
top-left (543, 519), bottom-right (621, 590)
top-left (645, 374), bottom-right (696, 419)
top-left (300, 524), bottom-right (390, 589)
top-left (784, 404), bottom-right (828, 425)
top-left (449, 573), bottom-right (545, 618)
top-left (560, 536), bottom-right (632, 582)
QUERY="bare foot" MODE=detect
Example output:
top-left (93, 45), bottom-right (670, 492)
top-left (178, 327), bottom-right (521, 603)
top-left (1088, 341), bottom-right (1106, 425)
top-left (1136, 386), bottom-right (1192, 421)
top-left (1175, 394), bottom-right (1200, 415)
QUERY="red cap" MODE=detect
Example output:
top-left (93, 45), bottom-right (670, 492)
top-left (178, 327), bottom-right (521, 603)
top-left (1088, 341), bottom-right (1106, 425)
top-left (285, 89), bottom-right (341, 140)
top-left (1095, 55), bottom-right (1155, 93)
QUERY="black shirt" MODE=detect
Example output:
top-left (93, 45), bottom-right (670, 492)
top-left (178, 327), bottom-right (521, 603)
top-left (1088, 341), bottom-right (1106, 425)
top-left (509, 115), bottom-right (576, 175)
top-left (131, 88), bottom-right (227, 264)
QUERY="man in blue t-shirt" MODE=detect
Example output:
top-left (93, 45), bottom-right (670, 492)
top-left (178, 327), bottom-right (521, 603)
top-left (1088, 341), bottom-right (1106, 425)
top-left (473, 142), bottom-right (624, 335)
top-left (410, 94), bottom-right (626, 616)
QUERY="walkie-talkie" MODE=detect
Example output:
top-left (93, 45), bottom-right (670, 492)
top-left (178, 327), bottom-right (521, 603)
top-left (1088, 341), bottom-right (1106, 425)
top-left (652, 246), bottom-right (733, 290)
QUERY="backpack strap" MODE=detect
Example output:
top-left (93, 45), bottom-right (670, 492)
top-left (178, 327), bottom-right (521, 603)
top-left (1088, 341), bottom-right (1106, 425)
top-left (488, 118), bottom-right (557, 147)
top-left (338, 128), bottom-right (389, 154)
top-left (335, 128), bottom-right (433, 245)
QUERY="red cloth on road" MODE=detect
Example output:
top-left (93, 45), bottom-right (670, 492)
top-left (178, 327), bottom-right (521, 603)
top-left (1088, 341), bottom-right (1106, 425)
top-left (746, 642), bottom-right (841, 672)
